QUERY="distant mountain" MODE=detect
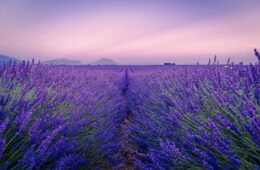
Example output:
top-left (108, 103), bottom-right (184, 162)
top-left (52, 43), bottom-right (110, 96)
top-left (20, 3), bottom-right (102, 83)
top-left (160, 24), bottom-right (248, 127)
top-left (0, 54), bottom-right (20, 64)
top-left (90, 58), bottom-right (117, 65)
top-left (43, 58), bottom-right (82, 65)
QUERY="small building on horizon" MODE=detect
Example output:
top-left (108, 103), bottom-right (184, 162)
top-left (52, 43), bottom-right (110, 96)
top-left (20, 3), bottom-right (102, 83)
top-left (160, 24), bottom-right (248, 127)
top-left (164, 62), bottom-right (176, 66)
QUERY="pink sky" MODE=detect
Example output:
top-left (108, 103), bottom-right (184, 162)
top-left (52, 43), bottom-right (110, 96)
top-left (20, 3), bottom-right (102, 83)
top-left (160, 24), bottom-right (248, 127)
top-left (0, 0), bottom-right (259, 64)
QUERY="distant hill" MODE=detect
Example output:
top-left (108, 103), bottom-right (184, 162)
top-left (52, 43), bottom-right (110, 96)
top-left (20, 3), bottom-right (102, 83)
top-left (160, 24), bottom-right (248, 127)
top-left (0, 54), bottom-right (20, 64)
top-left (43, 58), bottom-right (82, 65)
top-left (90, 58), bottom-right (117, 65)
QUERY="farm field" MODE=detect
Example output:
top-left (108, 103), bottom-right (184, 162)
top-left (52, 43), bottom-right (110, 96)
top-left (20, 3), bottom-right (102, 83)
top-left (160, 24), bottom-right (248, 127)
top-left (1, 0), bottom-right (260, 169)
top-left (0, 59), bottom-right (259, 169)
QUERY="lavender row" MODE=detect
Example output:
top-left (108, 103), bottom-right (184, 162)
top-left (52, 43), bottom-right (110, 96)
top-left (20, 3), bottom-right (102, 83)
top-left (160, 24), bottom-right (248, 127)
top-left (0, 56), bottom-right (259, 169)
top-left (0, 62), bottom-right (126, 169)
top-left (127, 61), bottom-right (260, 169)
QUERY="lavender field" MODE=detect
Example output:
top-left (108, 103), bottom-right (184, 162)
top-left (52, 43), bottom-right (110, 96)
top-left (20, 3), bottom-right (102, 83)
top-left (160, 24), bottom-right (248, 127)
top-left (0, 55), bottom-right (259, 169)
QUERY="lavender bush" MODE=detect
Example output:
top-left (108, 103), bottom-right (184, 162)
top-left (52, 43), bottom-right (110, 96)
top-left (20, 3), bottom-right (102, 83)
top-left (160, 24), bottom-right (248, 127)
top-left (127, 58), bottom-right (260, 169)
top-left (0, 62), bottom-right (126, 169)
top-left (0, 51), bottom-right (259, 169)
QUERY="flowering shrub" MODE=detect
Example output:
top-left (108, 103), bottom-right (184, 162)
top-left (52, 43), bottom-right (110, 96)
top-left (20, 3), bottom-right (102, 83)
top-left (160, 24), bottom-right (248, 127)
top-left (0, 52), bottom-right (259, 169)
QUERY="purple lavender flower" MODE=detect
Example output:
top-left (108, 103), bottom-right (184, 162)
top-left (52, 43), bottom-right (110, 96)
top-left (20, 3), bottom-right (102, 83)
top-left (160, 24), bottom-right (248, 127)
top-left (38, 125), bottom-right (64, 157)
top-left (15, 111), bottom-right (32, 130)
top-left (0, 139), bottom-right (5, 160)
top-left (160, 140), bottom-right (180, 158)
top-left (254, 49), bottom-right (260, 61)
top-left (0, 116), bottom-right (9, 134)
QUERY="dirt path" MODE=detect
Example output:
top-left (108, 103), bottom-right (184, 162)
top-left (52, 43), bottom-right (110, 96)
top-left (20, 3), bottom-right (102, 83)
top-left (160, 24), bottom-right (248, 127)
top-left (117, 68), bottom-right (138, 170)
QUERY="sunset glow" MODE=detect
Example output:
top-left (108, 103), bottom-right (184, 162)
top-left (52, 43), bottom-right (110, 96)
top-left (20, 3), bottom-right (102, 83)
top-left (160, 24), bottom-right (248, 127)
top-left (0, 0), bottom-right (259, 64)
